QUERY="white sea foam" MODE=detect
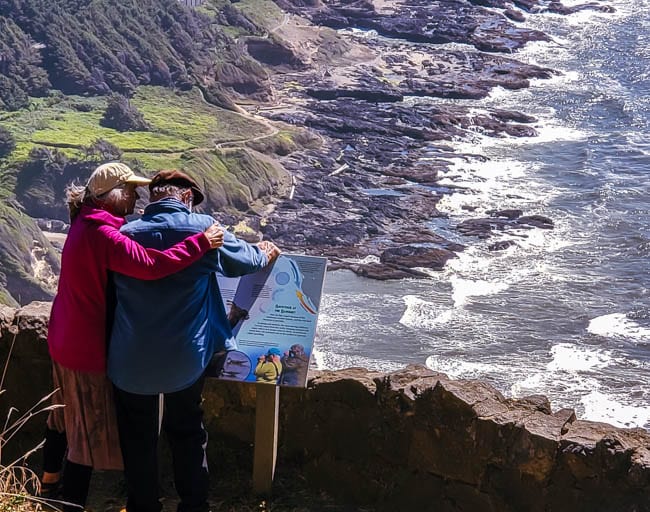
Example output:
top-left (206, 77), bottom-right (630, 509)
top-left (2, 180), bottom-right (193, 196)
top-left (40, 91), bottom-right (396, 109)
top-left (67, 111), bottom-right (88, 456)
top-left (317, 292), bottom-right (391, 326)
top-left (509, 373), bottom-right (545, 396)
top-left (515, 40), bottom-right (570, 68)
top-left (512, 375), bottom-right (650, 429)
top-left (313, 349), bottom-right (405, 373)
top-left (581, 390), bottom-right (650, 429)
top-left (434, 157), bottom-right (540, 204)
top-left (311, 347), bottom-right (325, 369)
top-left (529, 120), bottom-right (588, 144)
top-left (450, 276), bottom-right (509, 308)
top-left (425, 355), bottom-right (508, 380)
top-left (563, 9), bottom-right (618, 27)
top-left (587, 313), bottom-right (650, 343)
top-left (530, 70), bottom-right (580, 89)
top-left (547, 343), bottom-right (613, 372)
top-left (399, 295), bottom-right (453, 328)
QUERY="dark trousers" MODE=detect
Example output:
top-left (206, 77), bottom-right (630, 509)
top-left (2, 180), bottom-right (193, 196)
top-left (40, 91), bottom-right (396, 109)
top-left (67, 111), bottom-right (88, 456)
top-left (42, 427), bottom-right (93, 512)
top-left (43, 427), bottom-right (67, 474)
top-left (113, 376), bottom-right (209, 512)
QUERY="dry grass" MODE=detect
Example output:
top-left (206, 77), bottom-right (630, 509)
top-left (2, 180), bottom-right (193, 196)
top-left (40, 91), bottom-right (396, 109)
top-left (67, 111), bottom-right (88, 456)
top-left (0, 331), bottom-right (65, 512)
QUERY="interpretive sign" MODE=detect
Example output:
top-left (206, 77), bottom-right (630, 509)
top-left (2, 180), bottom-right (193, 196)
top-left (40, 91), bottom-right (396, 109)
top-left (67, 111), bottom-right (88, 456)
top-left (207, 254), bottom-right (327, 388)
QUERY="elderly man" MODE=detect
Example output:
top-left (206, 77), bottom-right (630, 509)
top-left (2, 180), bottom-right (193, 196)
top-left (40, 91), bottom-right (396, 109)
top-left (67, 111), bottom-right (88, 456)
top-left (107, 170), bottom-right (280, 512)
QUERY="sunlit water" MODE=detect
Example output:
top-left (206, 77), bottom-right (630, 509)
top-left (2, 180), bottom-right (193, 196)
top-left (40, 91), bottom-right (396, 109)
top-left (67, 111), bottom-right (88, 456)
top-left (315, 0), bottom-right (650, 429)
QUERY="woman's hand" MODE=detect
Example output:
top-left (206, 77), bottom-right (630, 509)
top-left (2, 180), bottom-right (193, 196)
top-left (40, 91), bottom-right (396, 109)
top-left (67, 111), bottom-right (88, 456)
top-left (203, 223), bottom-right (224, 249)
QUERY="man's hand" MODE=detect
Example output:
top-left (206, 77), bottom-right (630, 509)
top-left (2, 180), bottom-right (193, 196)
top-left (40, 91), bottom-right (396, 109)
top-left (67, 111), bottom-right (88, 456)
top-left (258, 240), bottom-right (281, 264)
top-left (203, 223), bottom-right (224, 249)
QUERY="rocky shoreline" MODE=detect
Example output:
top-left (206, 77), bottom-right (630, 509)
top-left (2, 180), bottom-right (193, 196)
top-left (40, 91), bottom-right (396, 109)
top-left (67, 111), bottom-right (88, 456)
top-left (224, 0), bottom-right (614, 279)
top-left (10, 1), bottom-right (616, 285)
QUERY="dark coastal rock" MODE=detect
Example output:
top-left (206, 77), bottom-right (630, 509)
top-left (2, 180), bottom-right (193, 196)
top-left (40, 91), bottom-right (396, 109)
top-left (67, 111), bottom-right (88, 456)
top-left (457, 218), bottom-right (511, 238)
top-left (488, 239), bottom-right (517, 251)
top-left (546, 2), bottom-right (616, 15)
top-left (294, 47), bottom-right (554, 103)
top-left (504, 7), bottom-right (526, 21)
top-left (351, 262), bottom-right (431, 280)
top-left (259, 88), bottom-right (547, 275)
top-left (253, 2), bottom-right (553, 279)
top-left (380, 245), bottom-right (456, 270)
top-left (518, 214), bottom-right (554, 229)
top-left (306, 73), bottom-right (403, 102)
top-left (281, 0), bottom-right (551, 52)
top-left (489, 208), bottom-right (523, 220)
top-left (0, 302), bottom-right (52, 457)
top-left (246, 0), bottom-right (597, 281)
top-left (458, 213), bottom-right (555, 238)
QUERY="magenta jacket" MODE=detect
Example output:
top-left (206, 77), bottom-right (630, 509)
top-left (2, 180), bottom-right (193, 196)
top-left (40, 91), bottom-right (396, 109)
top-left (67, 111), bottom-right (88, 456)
top-left (47, 205), bottom-right (212, 373)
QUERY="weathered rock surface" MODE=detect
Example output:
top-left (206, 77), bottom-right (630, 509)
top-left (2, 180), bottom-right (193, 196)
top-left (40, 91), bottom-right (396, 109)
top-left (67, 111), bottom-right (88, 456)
top-left (2, 305), bottom-right (649, 511)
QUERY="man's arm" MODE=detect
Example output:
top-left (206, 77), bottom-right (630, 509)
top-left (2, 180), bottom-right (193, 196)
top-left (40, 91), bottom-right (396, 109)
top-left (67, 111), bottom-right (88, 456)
top-left (200, 230), bottom-right (280, 277)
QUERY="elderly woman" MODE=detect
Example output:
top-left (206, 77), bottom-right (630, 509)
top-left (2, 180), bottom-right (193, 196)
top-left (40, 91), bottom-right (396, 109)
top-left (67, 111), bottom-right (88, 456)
top-left (40, 163), bottom-right (223, 511)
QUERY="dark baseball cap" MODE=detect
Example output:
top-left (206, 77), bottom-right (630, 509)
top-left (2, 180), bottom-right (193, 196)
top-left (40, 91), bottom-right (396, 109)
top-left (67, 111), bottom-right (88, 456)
top-left (149, 169), bottom-right (205, 206)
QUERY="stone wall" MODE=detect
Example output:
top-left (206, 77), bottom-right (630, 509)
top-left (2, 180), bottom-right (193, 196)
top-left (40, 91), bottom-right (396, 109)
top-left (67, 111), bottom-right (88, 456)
top-left (1, 303), bottom-right (649, 511)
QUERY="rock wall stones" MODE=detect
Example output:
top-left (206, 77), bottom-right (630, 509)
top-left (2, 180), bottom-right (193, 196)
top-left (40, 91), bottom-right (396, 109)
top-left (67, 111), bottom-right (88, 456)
top-left (1, 303), bottom-right (649, 511)
top-left (0, 302), bottom-right (54, 457)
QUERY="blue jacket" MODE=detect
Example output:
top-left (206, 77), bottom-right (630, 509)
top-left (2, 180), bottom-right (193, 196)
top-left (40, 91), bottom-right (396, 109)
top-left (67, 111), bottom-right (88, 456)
top-left (107, 198), bottom-right (268, 394)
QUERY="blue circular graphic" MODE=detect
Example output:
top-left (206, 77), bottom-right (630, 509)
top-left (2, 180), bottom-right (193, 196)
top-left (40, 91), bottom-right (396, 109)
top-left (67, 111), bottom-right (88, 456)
top-left (275, 272), bottom-right (290, 285)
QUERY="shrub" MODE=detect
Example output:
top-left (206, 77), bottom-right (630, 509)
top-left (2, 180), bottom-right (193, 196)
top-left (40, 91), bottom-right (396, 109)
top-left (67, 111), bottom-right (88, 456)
top-left (100, 93), bottom-right (150, 132)
top-left (84, 138), bottom-right (122, 161)
top-left (0, 127), bottom-right (16, 159)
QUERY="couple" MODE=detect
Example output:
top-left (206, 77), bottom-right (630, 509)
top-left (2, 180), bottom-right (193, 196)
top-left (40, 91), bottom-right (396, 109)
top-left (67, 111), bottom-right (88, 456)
top-left (41, 163), bottom-right (280, 512)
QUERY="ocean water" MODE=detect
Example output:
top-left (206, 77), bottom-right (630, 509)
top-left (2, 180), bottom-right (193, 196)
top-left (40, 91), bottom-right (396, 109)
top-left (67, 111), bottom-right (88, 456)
top-left (315, 0), bottom-right (650, 429)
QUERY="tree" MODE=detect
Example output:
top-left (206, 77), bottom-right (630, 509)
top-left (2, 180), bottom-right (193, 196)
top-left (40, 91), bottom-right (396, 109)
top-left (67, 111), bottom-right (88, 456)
top-left (100, 93), bottom-right (150, 132)
top-left (0, 75), bottom-right (29, 111)
top-left (0, 126), bottom-right (15, 158)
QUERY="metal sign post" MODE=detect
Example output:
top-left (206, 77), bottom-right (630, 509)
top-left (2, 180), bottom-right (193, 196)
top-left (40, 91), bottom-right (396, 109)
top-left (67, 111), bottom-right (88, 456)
top-left (252, 384), bottom-right (279, 495)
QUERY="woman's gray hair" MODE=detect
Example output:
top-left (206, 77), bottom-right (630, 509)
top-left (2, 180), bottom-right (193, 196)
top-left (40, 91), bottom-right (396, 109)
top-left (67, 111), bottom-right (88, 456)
top-left (65, 184), bottom-right (87, 221)
top-left (66, 182), bottom-right (125, 220)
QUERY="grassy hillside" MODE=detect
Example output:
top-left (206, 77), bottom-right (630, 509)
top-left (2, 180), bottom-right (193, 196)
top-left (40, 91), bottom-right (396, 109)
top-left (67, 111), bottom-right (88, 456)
top-left (0, 0), bottom-right (307, 305)
top-left (0, 82), bottom-right (293, 303)
top-left (2, 87), bottom-right (268, 155)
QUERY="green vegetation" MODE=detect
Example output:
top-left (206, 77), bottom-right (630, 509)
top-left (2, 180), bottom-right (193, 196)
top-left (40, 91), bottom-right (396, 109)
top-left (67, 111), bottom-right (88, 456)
top-left (0, 0), bottom-right (300, 305)
top-left (177, 149), bottom-right (285, 214)
top-left (231, 0), bottom-right (284, 30)
top-left (0, 126), bottom-right (15, 158)
top-left (0, 87), bottom-right (269, 162)
top-left (0, 0), bottom-right (226, 97)
top-left (0, 82), bottom-right (287, 305)
top-left (101, 93), bottom-right (151, 132)
top-left (132, 87), bottom-right (267, 145)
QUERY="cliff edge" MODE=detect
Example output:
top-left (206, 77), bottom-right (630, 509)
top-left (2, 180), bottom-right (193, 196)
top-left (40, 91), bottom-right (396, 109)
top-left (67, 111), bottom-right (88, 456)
top-left (1, 302), bottom-right (648, 512)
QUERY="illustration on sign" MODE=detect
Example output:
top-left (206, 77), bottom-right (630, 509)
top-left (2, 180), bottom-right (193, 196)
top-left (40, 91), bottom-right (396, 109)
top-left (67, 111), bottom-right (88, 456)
top-left (207, 254), bottom-right (327, 387)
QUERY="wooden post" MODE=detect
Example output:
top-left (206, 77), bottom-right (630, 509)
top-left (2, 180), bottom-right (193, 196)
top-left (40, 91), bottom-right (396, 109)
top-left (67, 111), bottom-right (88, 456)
top-left (252, 384), bottom-right (279, 495)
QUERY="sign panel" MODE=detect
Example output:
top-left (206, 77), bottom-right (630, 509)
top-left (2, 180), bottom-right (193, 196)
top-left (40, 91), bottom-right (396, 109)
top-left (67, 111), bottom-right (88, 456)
top-left (207, 254), bottom-right (327, 387)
